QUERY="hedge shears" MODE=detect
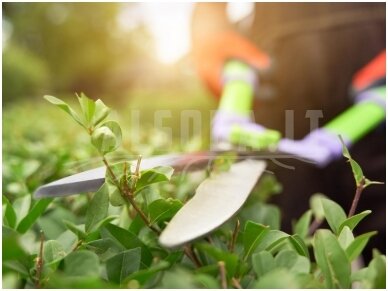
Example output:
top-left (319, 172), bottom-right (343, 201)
top-left (34, 60), bottom-right (385, 248)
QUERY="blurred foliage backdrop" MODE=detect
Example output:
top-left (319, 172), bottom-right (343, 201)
top-left (3, 2), bottom-right (216, 152)
top-left (3, 2), bottom-right (213, 101)
top-left (3, 2), bottom-right (215, 218)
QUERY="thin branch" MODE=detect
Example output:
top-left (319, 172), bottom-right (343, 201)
top-left (125, 191), bottom-right (161, 234)
top-left (135, 155), bottom-right (142, 176)
top-left (72, 239), bottom-right (84, 252)
top-left (308, 218), bottom-right (323, 236)
top-left (183, 245), bottom-right (202, 268)
top-left (205, 236), bottom-right (214, 244)
top-left (228, 219), bottom-right (240, 252)
top-left (102, 157), bottom-right (119, 186)
top-left (103, 155), bottom-right (200, 267)
top-left (348, 177), bottom-right (366, 217)
top-left (103, 156), bottom-right (160, 234)
top-left (218, 261), bottom-right (227, 289)
top-left (35, 230), bottom-right (45, 288)
top-left (190, 244), bottom-right (202, 267)
top-left (231, 277), bottom-right (242, 289)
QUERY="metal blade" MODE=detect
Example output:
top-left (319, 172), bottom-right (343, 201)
top-left (159, 159), bottom-right (267, 248)
top-left (34, 153), bottom-right (193, 198)
top-left (34, 149), bottom-right (310, 198)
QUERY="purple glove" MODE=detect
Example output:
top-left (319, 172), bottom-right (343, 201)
top-left (212, 110), bottom-right (265, 141)
top-left (278, 128), bottom-right (351, 167)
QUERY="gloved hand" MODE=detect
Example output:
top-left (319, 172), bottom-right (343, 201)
top-left (211, 60), bottom-right (280, 150)
top-left (212, 110), bottom-right (281, 150)
top-left (278, 128), bottom-right (348, 167)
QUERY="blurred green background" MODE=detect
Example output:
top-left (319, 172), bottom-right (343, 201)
top-left (2, 2), bottom-right (219, 192)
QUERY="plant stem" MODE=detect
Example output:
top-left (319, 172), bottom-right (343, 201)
top-left (72, 239), bottom-right (84, 252)
top-left (126, 191), bottom-right (161, 234)
top-left (228, 219), bottom-right (240, 252)
top-left (308, 218), bottom-right (323, 236)
top-left (103, 155), bottom-right (201, 267)
top-left (102, 157), bottom-right (119, 185)
top-left (218, 261), bottom-right (227, 289)
top-left (348, 177), bottom-right (366, 217)
top-left (183, 245), bottom-right (202, 268)
top-left (231, 277), bottom-right (242, 289)
top-left (130, 155), bottom-right (142, 191)
top-left (35, 231), bottom-right (45, 288)
top-left (102, 156), bottom-right (160, 234)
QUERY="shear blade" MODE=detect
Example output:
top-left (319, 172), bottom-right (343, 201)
top-left (34, 154), bottom-right (187, 198)
top-left (159, 159), bottom-right (267, 248)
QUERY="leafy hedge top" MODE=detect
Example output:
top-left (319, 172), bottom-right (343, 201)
top-left (2, 94), bottom-right (385, 288)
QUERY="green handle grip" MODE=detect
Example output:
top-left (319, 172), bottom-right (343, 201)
top-left (230, 126), bottom-right (281, 149)
top-left (324, 86), bottom-right (385, 143)
top-left (218, 60), bottom-right (255, 116)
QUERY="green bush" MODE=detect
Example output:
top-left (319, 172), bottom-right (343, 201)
top-left (2, 44), bottom-right (50, 104)
top-left (2, 94), bottom-right (385, 288)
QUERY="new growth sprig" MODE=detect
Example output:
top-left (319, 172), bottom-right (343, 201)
top-left (44, 93), bottom-right (199, 268)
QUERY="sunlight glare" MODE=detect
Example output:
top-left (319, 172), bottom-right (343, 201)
top-left (142, 3), bottom-right (194, 65)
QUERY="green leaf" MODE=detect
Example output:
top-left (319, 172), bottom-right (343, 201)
top-left (93, 99), bottom-right (111, 126)
top-left (91, 126), bottom-right (118, 154)
top-left (194, 273), bottom-right (219, 289)
top-left (346, 231), bottom-right (377, 262)
top-left (195, 243), bottom-right (239, 278)
top-left (63, 220), bottom-right (87, 240)
top-left (164, 251), bottom-right (184, 266)
top-left (252, 251), bottom-right (275, 277)
top-left (294, 273), bottom-right (325, 288)
top-left (44, 274), bottom-right (115, 289)
top-left (129, 214), bottom-right (146, 235)
top-left (339, 136), bottom-right (364, 186)
top-left (103, 223), bottom-right (152, 267)
top-left (124, 260), bottom-right (170, 285)
top-left (17, 198), bottom-right (52, 234)
top-left (77, 92), bottom-right (95, 125)
top-left (243, 221), bottom-right (269, 260)
top-left (339, 210), bottom-right (372, 233)
top-left (56, 230), bottom-right (78, 254)
top-left (85, 184), bottom-right (109, 233)
top-left (255, 229), bottom-right (289, 254)
top-left (43, 240), bottom-right (67, 265)
top-left (352, 251), bottom-right (386, 288)
top-left (101, 120), bottom-right (122, 147)
top-left (339, 135), bottom-right (351, 159)
top-left (44, 95), bottom-right (85, 129)
top-left (240, 202), bottom-right (280, 229)
top-left (86, 237), bottom-right (124, 255)
top-left (253, 269), bottom-right (301, 288)
top-left (136, 166), bottom-right (174, 193)
top-left (147, 198), bottom-right (183, 225)
top-left (160, 267), bottom-right (199, 288)
top-left (364, 178), bottom-right (384, 188)
top-left (321, 198), bottom-right (347, 235)
top-left (309, 193), bottom-right (327, 221)
top-left (289, 234), bottom-right (310, 259)
top-left (64, 250), bottom-right (100, 276)
top-left (274, 250), bottom-right (310, 274)
top-left (13, 194), bottom-right (31, 225)
top-left (366, 250), bottom-right (386, 288)
top-left (3, 196), bottom-right (17, 228)
top-left (338, 226), bottom-right (354, 249)
top-left (106, 248), bottom-right (141, 284)
top-left (313, 229), bottom-right (351, 288)
top-left (2, 226), bottom-right (28, 261)
top-left (108, 186), bottom-right (126, 207)
top-left (292, 210), bottom-right (312, 239)
top-left (349, 160), bottom-right (364, 186)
